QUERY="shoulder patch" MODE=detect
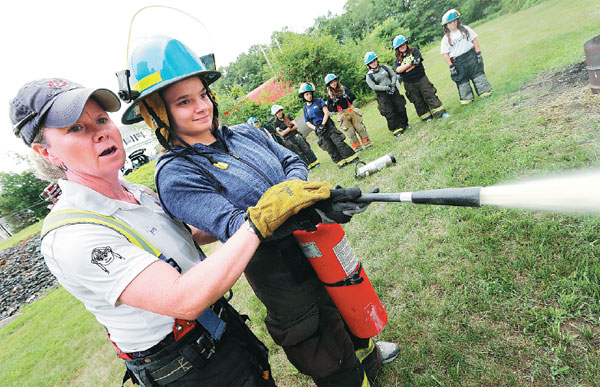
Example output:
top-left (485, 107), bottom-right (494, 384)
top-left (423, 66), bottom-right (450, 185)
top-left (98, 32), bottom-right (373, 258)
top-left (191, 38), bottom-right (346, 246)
top-left (91, 246), bottom-right (125, 274)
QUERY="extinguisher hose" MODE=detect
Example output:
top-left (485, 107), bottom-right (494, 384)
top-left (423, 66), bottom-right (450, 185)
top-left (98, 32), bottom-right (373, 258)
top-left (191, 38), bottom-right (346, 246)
top-left (353, 187), bottom-right (482, 207)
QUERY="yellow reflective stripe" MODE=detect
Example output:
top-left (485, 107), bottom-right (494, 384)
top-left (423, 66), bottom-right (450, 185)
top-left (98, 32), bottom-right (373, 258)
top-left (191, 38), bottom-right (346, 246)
top-left (345, 153), bottom-right (358, 163)
top-left (41, 209), bottom-right (161, 256)
top-left (337, 160), bottom-right (345, 166)
top-left (460, 99), bottom-right (473, 105)
top-left (308, 161), bottom-right (320, 169)
top-left (133, 72), bottom-right (163, 93)
top-left (431, 106), bottom-right (444, 113)
top-left (362, 371), bottom-right (371, 387)
top-left (392, 128), bottom-right (404, 135)
top-left (419, 112), bottom-right (432, 119)
top-left (479, 91), bottom-right (492, 97)
top-left (355, 338), bottom-right (376, 363)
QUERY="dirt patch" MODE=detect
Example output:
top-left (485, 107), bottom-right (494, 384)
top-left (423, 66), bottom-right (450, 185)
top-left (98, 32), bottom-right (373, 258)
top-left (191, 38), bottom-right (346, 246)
top-left (521, 61), bottom-right (589, 94)
top-left (511, 61), bottom-right (600, 144)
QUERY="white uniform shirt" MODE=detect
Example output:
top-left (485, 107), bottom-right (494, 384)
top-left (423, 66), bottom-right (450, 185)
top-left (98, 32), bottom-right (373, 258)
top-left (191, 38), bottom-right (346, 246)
top-left (41, 179), bottom-right (202, 352)
top-left (440, 25), bottom-right (477, 58)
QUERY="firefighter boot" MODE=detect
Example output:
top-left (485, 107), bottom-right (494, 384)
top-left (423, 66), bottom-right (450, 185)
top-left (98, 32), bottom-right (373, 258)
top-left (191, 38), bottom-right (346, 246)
top-left (377, 341), bottom-right (400, 364)
top-left (362, 138), bottom-right (373, 149)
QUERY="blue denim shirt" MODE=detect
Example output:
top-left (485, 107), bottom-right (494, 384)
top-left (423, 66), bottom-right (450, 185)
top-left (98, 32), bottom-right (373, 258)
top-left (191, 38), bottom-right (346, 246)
top-left (155, 124), bottom-right (308, 242)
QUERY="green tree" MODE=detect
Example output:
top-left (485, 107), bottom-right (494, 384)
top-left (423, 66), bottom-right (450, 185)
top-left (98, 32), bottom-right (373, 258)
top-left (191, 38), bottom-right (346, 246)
top-left (0, 171), bottom-right (50, 232)
top-left (271, 31), bottom-right (369, 98)
top-left (215, 44), bottom-right (271, 95)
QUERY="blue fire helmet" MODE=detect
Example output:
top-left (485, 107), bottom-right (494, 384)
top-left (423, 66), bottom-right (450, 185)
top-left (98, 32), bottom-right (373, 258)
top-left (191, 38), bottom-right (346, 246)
top-left (121, 35), bottom-right (221, 124)
top-left (298, 82), bottom-right (315, 98)
top-left (393, 35), bottom-right (408, 50)
top-left (441, 9), bottom-right (461, 25)
top-left (324, 73), bottom-right (337, 85)
top-left (247, 117), bottom-right (258, 124)
top-left (364, 52), bottom-right (378, 66)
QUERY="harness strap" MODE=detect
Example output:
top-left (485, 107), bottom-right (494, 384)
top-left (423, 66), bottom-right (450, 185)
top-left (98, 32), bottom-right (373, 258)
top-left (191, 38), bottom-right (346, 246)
top-left (41, 209), bottom-right (226, 344)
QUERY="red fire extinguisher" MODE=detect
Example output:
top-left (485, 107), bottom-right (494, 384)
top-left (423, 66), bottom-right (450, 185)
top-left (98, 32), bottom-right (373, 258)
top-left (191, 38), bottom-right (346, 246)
top-left (293, 223), bottom-right (387, 338)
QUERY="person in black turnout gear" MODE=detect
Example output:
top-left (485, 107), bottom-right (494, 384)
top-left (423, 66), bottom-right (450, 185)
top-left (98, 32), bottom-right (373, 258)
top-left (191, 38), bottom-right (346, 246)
top-left (121, 35), bottom-right (399, 386)
top-left (300, 82), bottom-right (359, 168)
top-left (364, 52), bottom-right (410, 137)
top-left (393, 35), bottom-right (448, 122)
top-left (271, 104), bottom-right (320, 170)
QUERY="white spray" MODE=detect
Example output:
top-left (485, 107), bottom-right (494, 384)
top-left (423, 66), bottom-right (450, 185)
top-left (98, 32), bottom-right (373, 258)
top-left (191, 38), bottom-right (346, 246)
top-left (479, 170), bottom-right (600, 215)
top-left (355, 169), bottom-right (600, 216)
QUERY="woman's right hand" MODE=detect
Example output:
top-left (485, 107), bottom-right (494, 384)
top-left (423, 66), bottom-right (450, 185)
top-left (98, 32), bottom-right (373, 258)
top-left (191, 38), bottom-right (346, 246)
top-left (247, 180), bottom-right (332, 239)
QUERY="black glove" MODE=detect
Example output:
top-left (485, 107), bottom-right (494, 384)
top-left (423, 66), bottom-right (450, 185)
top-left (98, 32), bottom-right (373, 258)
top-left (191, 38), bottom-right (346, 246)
top-left (387, 86), bottom-right (396, 95)
top-left (315, 123), bottom-right (325, 135)
top-left (296, 186), bottom-right (379, 230)
top-left (333, 97), bottom-right (339, 104)
top-left (319, 186), bottom-right (380, 223)
top-left (449, 65), bottom-right (458, 77)
top-left (476, 52), bottom-right (483, 65)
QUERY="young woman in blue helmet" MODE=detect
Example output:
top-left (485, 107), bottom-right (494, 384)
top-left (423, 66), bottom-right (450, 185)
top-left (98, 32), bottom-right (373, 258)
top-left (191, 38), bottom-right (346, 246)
top-left (120, 36), bottom-right (399, 386)
top-left (300, 82), bottom-right (359, 168)
top-left (393, 35), bottom-right (449, 122)
top-left (364, 52), bottom-right (410, 137)
top-left (440, 9), bottom-right (492, 105)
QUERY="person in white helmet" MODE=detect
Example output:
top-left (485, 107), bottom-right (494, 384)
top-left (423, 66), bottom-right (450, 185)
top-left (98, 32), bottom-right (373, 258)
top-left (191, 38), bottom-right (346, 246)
top-left (440, 9), bottom-right (492, 105)
top-left (270, 104), bottom-right (320, 170)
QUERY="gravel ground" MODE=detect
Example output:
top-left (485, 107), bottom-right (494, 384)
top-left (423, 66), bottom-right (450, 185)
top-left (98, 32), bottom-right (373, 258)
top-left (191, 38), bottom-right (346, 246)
top-left (0, 235), bottom-right (57, 322)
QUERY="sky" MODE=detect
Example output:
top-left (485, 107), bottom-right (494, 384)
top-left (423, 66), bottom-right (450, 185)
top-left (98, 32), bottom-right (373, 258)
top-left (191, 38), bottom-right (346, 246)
top-left (1, 0), bottom-right (347, 173)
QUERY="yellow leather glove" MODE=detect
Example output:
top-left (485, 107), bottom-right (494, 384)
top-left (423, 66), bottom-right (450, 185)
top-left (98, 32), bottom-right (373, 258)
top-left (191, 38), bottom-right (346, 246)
top-left (247, 180), bottom-right (333, 239)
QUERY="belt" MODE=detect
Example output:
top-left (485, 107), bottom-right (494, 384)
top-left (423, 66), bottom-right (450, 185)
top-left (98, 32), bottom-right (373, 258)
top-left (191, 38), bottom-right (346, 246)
top-left (121, 302), bottom-right (227, 360)
top-left (126, 332), bottom-right (177, 359)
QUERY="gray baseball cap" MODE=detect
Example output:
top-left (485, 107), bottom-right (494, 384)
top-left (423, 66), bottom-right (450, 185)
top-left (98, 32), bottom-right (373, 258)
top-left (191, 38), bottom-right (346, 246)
top-left (10, 78), bottom-right (121, 147)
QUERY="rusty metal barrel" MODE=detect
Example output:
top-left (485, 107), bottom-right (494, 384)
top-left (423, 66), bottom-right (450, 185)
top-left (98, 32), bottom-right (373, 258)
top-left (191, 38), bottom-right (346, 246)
top-left (584, 35), bottom-right (600, 94)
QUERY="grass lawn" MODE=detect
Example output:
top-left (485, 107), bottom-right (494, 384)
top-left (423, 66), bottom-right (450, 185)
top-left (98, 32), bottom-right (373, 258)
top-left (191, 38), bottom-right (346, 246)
top-left (1, 0), bottom-right (599, 385)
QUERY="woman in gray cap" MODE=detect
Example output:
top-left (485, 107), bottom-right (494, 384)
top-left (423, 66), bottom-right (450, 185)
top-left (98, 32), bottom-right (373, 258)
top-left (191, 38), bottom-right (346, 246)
top-left (10, 77), bottom-right (334, 386)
